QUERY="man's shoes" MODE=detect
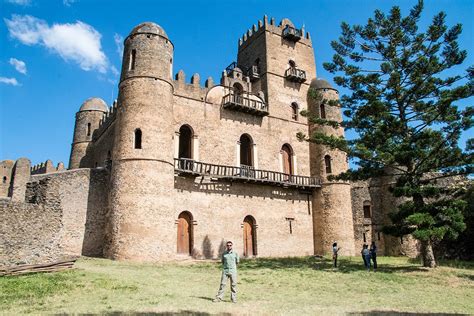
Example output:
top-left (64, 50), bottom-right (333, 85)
top-left (212, 298), bottom-right (222, 303)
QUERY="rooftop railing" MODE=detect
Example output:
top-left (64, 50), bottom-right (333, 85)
top-left (282, 25), bottom-right (303, 41)
top-left (285, 67), bottom-right (307, 83)
top-left (174, 158), bottom-right (321, 189)
top-left (223, 92), bottom-right (269, 116)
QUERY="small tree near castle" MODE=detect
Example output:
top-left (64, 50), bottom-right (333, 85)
top-left (300, 0), bottom-right (473, 267)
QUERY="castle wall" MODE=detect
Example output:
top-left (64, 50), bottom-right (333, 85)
top-left (0, 168), bottom-right (108, 267)
top-left (0, 160), bottom-right (14, 197)
top-left (174, 177), bottom-right (314, 258)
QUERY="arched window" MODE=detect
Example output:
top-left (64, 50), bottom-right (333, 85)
top-left (324, 155), bottom-right (332, 174)
top-left (233, 82), bottom-right (244, 95)
top-left (87, 123), bottom-right (91, 136)
top-left (281, 144), bottom-right (293, 175)
top-left (363, 201), bottom-right (372, 218)
top-left (320, 103), bottom-right (326, 119)
top-left (2, 176), bottom-right (7, 184)
top-left (289, 60), bottom-right (296, 68)
top-left (243, 215), bottom-right (257, 257)
top-left (129, 49), bottom-right (136, 70)
top-left (179, 125), bottom-right (193, 159)
top-left (291, 102), bottom-right (299, 120)
top-left (240, 134), bottom-right (253, 167)
top-left (134, 128), bottom-right (142, 149)
top-left (177, 211), bottom-right (193, 255)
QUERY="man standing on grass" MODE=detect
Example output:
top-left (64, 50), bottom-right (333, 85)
top-left (213, 240), bottom-right (239, 303)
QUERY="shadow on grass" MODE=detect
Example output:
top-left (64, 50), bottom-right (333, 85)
top-left (457, 273), bottom-right (474, 281)
top-left (348, 312), bottom-right (469, 316)
top-left (238, 256), bottom-right (430, 274)
top-left (56, 311), bottom-right (232, 316)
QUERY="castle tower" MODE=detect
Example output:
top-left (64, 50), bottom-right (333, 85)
top-left (69, 98), bottom-right (108, 169)
top-left (308, 79), bottom-right (355, 256)
top-left (236, 16), bottom-right (316, 120)
top-left (105, 22), bottom-right (175, 260)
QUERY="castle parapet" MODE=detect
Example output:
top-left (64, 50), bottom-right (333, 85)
top-left (173, 69), bottom-right (213, 101)
top-left (31, 160), bottom-right (65, 175)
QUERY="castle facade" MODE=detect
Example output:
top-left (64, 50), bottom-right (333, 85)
top-left (0, 17), bottom-right (418, 266)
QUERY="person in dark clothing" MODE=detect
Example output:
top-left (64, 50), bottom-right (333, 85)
top-left (370, 241), bottom-right (378, 271)
top-left (332, 242), bottom-right (341, 268)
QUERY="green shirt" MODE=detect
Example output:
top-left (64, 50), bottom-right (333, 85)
top-left (221, 250), bottom-right (239, 274)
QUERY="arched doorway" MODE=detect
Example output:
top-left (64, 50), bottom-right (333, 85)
top-left (240, 134), bottom-right (253, 167)
top-left (281, 144), bottom-right (293, 176)
top-left (178, 125), bottom-right (193, 159)
top-left (177, 211), bottom-right (193, 255)
top-left (243, 216), bottom-right (257, 257)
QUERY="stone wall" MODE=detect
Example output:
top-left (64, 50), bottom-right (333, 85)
top-left (0, 168), bottom-right (108, 267)
top-left (0, 160), bottom-right (14, 197)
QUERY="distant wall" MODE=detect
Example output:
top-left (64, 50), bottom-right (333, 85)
top-left (0, 160), bottom-right (14, 197)
top-left (0, 168), bottom-right (108, 267)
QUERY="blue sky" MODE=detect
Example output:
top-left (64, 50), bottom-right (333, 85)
top-left (1, 0), bottom-right (473, 167)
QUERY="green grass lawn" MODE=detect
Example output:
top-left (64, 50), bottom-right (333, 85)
top-left (1, 256), bottom-right (473, 315)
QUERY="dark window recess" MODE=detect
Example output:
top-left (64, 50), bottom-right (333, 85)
top-left (377, 232), bottom-right (381, 241)
top-left (324, 155), bottom-right (332, 174)
top-left (363, 205), bottom-right (371, 218)
top-left (87, 123), bottom-right (91, 136)
top-left (179, 125), bottom-right (193, 159)
top-left (134, 128), bottom-right (142, 149)
top-left (130, 49), bottom-right (136, 70)
top-left (286, 217), bottom-right (295, 234)
top-left (291, 102), bottom-right (298, 120)
top-left (400, 237), bottom-right (404, 244)
top-left (2, 176), bottom-right (7, 184)
top-left (363, 233), bottom-right (367, 243)
top-left (320, 103), bottom-right (326, 119)
top-left (240, 134), bottom-right (253, 167)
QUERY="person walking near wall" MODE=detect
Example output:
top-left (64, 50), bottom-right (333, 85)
top-left (361, 244), bottom-right (371, 271)
top-left (361, 244), bottom-right (368, 267)
top-left (213, 241), bottom-right (240, 303)
top-left (370, 241), bottom-right (378, 271)
top-left (332, 242), bottom-right (341, 268)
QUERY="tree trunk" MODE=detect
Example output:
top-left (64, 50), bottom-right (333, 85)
top-left (420, 239), bottom-right (436, 268)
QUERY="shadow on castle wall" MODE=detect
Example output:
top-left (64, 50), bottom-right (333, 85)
top-left (174, 175), bottom-right (310, 202)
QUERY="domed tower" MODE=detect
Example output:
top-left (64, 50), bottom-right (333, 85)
top-left (69, 98), bottom-right (108, 169)
top-left (106, 22), bottom-right (175, 260)
top-left (308, 78), bottom-right (355, 256)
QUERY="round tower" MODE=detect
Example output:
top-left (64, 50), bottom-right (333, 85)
top-left (106, 22), bottom-right (175, 260)
top-left (308, 78), bottom-right (356, 256)
top-left (69, 98), bottom-right (108, 169)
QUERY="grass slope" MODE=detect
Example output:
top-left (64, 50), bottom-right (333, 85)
top-left (1, 256), bottom-right (473, 315)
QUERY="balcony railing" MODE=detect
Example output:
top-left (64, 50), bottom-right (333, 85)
top-left (285, 67), bottom-right (307, 83)
top-left (282, 25), bottom-right (303, 41)
top-left (223, 92), bottom-right (269, 116)
top-left (248, 65), bottom-right (260, 81)
top-left (174, 158), bottom-right (321, 189)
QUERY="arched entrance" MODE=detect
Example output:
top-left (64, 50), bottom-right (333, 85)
top-left (178, 125), bottom-right (193, 159)
top-left (177, 211), bottom-right (193, 255)
top-left (243, 215), bottom-right (257, 257)
top-left (281, 144), bottom-right (293, 175)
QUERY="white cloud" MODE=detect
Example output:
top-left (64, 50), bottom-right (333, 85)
top-left (110, 65), bottom-right (119, 76)
top-left (9, 58), bottom-right (27, 74)
top-left (5, 0), bottom-right (31, 6)
top-left (63, 0), bottom-right (77, 6)
top-left (4, 14), bottom-right (109, 73)
top-left (0, 77), bottom-right (20, 86)
top-left (114, 33), bottom-right (123, 58)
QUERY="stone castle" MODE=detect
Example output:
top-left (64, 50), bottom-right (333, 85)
top-left (0, 17), bottom-right (419, 266)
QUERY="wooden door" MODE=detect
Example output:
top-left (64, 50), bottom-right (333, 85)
top-left (243, 217), bottom-right (254, 257)
top-left (177, 212), bottom-right (191, 254)
top-left (282, 145), bottom-right (292, 175)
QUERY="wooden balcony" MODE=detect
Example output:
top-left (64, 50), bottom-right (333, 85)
top-left (174, 158), bottom-right (321, 189)
top-left (248, 65), bottom-right (260, 82)
top-left (223, 92), bottom-right (269, 116)
top-left (282, 25), bottom-right (303, 41)
top-left (285, 67), bottom-right (307, 83)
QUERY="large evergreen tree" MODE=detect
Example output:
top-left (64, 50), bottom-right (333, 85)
top-left (302, 0), bottom-right (473, 267)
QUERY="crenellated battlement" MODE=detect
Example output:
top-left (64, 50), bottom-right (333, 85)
top-left (238, 15), bottom-right (311, 49)
top-left (92, 100), bottom-right (118, 141)
top-left (173, 70), bottom-right (214, 101)
top-left (31, 160), bottom-right (64, 175)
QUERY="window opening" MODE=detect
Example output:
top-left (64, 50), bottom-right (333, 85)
top-left (134, 128), bottom-right (142, 149)
top-left (324, 155), bottom-right (332, 174)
